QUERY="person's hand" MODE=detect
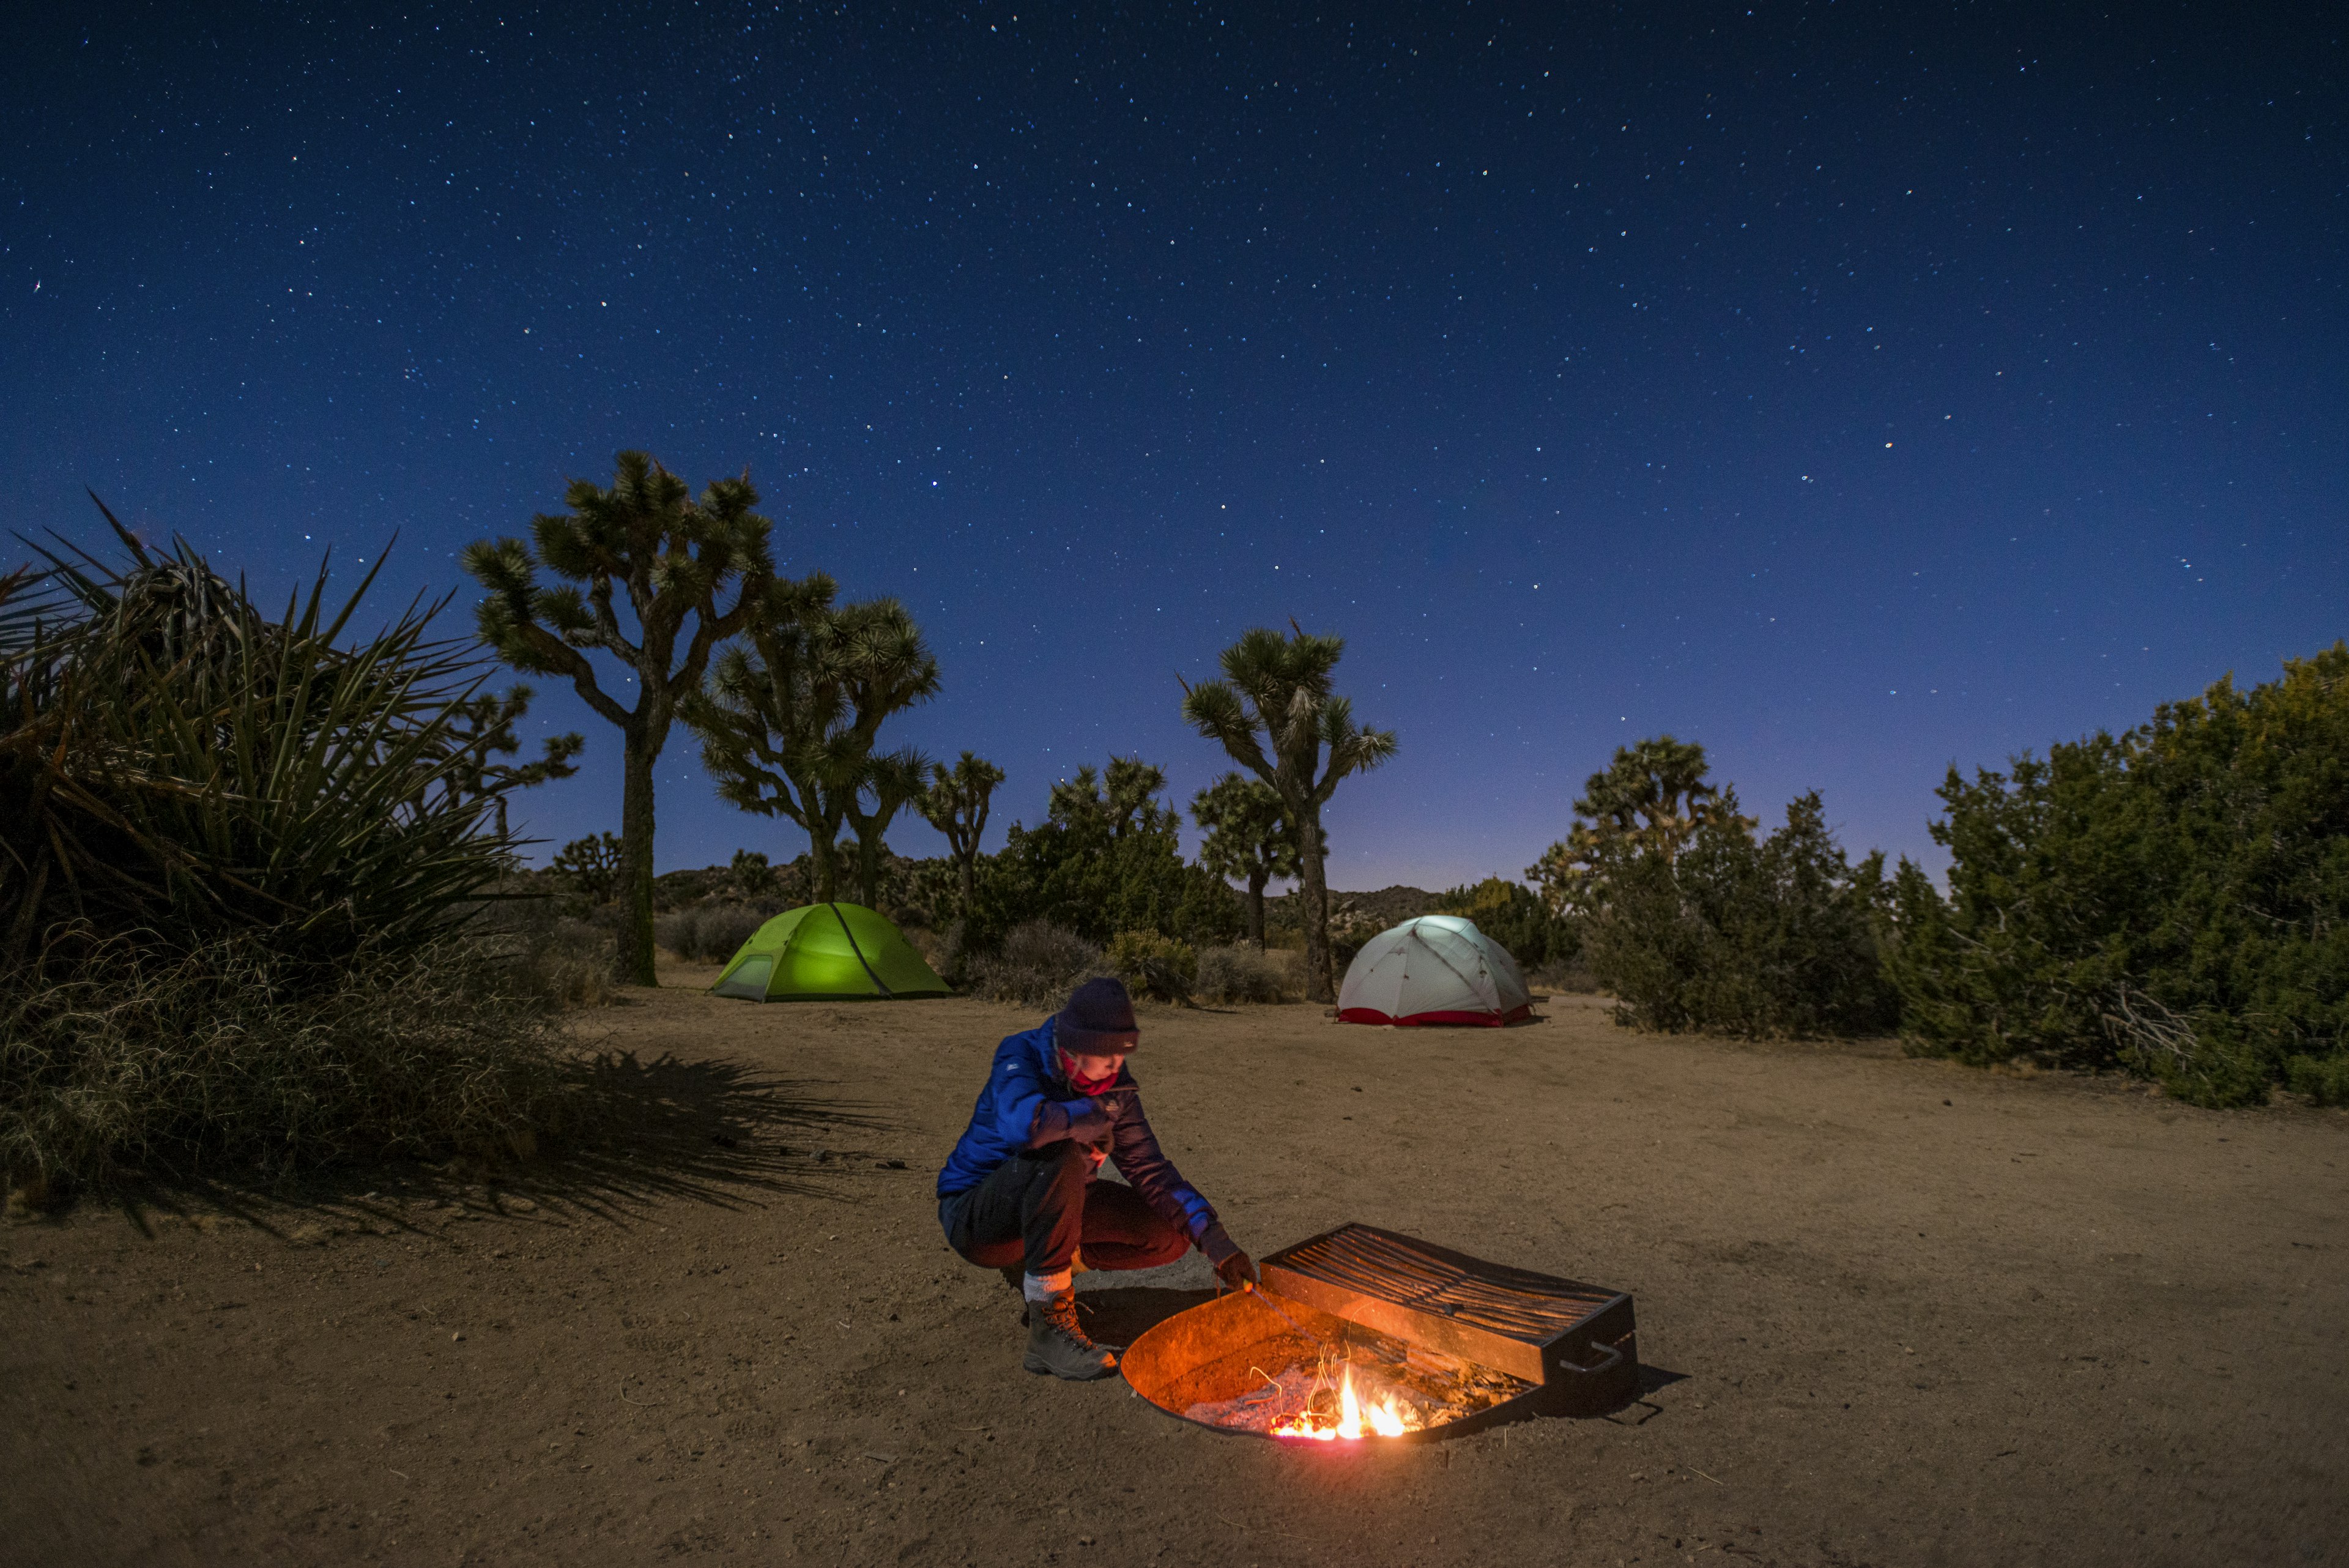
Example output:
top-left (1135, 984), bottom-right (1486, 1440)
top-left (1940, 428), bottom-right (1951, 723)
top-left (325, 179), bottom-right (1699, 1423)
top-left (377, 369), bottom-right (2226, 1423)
top-left (1214, 1248), bottom-right (1260, 1292)
top-left (1068, 1096), bottom-right (1117, 1143)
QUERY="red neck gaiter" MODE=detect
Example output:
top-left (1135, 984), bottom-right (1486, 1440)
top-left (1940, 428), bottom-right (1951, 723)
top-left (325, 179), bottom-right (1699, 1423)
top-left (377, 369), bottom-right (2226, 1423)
top-left (1056, 1047), bottom-right (1121, 1095)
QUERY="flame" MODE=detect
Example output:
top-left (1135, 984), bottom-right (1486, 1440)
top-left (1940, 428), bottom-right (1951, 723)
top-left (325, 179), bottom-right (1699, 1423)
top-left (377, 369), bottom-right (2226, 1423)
top-left (1269, 1363), bottom-right (1416, 1441)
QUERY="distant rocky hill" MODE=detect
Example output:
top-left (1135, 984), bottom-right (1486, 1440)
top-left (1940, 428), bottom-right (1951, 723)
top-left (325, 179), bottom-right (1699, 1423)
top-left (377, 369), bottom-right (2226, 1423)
top-left (1264, 884), bottom-right (1445, 932)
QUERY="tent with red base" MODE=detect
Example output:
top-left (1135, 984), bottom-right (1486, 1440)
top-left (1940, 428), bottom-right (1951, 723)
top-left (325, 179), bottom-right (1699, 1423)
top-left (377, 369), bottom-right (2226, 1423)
top-left (1336, 915), bottom-right (1532, 1027)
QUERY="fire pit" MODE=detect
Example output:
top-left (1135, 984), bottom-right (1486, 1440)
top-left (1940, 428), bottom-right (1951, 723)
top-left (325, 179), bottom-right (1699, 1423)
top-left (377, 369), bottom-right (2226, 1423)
top-left (1121, 1224), bottom-right (1639, 1441)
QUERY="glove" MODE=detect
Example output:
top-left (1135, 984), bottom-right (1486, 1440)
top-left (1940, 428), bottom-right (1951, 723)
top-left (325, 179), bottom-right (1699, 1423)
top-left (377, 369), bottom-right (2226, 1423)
top-left (1213, 1248), bottom-right (1260, 1291)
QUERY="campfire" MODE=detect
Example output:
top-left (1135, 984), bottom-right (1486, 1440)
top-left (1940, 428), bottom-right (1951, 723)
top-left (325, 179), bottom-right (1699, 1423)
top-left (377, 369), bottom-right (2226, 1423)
top-left (1173, 1313), bottom-right (1536, 1439)
top-left (1123, 1225), bottom-right (1638, 1442)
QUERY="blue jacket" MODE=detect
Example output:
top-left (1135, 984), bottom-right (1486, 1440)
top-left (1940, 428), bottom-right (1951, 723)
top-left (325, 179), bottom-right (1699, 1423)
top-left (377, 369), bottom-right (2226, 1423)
top-left (937, 1016), bottom-right (1233, 1260)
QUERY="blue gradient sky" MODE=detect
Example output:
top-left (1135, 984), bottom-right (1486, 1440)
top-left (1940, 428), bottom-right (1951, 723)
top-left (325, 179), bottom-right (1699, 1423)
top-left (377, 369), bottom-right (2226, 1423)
top-left (6, 3), bottom-right (2341, 890)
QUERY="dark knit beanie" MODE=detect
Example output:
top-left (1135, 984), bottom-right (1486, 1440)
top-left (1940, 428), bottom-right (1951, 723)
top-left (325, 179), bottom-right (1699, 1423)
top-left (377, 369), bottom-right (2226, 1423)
top-left (1055, 976), bottom-right (1140, 1054)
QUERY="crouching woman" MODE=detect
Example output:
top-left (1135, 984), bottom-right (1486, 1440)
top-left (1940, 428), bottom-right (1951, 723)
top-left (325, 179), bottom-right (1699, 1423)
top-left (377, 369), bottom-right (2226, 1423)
top-left (935, 978), bottom-right (1258, 1380)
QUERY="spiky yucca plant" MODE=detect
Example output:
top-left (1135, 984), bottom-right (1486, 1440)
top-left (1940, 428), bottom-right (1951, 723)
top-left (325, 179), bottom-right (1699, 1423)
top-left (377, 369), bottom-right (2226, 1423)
top-left (2, 508), bottom-right (579, 1191)
top-left (2, 509), bottom-right (504, 970)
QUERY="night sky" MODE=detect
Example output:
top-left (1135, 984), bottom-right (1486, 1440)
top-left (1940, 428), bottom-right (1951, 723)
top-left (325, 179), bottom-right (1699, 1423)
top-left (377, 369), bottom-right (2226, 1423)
top-left (6, 4), bottom-right (2342, 890)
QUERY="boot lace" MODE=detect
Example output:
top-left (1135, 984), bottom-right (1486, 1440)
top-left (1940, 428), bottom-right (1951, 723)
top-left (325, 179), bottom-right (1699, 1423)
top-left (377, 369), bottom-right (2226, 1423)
top-left (1035, 1295), bottom-right (1094, 1347)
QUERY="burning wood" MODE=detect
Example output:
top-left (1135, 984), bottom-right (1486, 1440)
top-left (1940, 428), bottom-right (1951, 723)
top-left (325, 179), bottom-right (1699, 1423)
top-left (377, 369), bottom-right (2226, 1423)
top-left (1181, 1329), bottom-right (1534, 1440)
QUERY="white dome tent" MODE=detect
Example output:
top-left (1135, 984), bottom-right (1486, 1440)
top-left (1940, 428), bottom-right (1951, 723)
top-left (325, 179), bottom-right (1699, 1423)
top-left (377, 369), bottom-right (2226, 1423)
top-left (1335, 915), bottom-right (1533, 1027)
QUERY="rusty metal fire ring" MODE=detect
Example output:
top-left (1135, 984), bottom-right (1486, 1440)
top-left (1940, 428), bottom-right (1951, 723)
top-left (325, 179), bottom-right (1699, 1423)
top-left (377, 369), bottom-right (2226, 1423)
top-left (1121, 1224), bottom-right (1639, 1442)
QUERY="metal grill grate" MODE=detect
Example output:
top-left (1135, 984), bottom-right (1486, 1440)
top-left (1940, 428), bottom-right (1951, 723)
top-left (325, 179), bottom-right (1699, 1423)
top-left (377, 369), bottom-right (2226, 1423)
top-left (1274, 1225), bottom-right (1618, 1343)
top-left (1258, 1222), bottom-right (1635, 1391)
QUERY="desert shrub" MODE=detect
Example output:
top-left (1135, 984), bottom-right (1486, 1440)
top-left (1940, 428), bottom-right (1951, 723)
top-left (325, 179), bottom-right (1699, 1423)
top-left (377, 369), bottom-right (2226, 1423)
top-left (655, 903), bottom-right (768, 964)
top-left (926, 919), bottom-right (970, 987)
top-left (964, 760), bottom-right (1244, 950)
top-left (1885, 642), bottom-right (2349, 1107)
top-left (651, 908), bottom-right (695, 959)
top-left (727, 849), bottom-right (781, 903)
top-left (1265, 897), bottom-right (1382, 970)
top-left (519, 918), bottom-right (620, 1008)
top-left (1328, 910), bottom-right (1382, 972)
top-left (1108, 929), bottom-right (1198, 1003)
top-left (651, 850), bottom-right (806, 913)
top-left (0, 521), bottom-right (588, 1191)
top-left (965, 921), bottom-right (1108, 1009)
top-left (466, 890), bottom-right (618, 1009)
top-left (1434, 877), bottom-right (1579, 971)
top-left (0, 932), bottom-right (588, 1189)
top-left (1194, 944), bottom-right (1294, 1004)
top-left (1531, 954), bottom-right (1603, 995)
top-left (1584, 792), bottom-right (1898, 1039)
top-left (696, 904), bottom-right (770, 963)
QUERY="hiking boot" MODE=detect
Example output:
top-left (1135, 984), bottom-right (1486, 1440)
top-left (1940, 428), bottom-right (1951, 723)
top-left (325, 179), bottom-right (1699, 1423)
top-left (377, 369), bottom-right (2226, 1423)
top-left (1023, 1292), bottom-right (1116, 1381)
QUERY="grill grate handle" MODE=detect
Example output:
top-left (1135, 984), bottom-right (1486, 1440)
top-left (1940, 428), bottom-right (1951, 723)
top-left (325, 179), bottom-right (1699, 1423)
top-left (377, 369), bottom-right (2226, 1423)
top-left (1551, 1336), bottom-right (1627, 1380)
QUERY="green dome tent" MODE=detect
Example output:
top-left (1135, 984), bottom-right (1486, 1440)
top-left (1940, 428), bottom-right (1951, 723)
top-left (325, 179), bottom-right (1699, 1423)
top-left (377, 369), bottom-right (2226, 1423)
top-left (710, 902), bottom-right (951, 1001)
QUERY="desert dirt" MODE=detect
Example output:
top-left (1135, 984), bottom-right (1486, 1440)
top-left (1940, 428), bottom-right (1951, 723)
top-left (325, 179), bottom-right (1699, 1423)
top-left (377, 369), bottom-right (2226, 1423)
top-left (6, 961), bottom-right (2346, 1568)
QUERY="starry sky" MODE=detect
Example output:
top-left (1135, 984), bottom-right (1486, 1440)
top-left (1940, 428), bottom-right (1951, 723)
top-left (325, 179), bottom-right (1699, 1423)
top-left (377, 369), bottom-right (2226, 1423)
top-left (6, 3), bottom-right (2342, 890)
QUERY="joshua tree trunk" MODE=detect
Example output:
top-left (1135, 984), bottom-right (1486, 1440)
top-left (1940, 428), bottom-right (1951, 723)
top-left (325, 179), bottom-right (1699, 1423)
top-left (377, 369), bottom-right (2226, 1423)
top-left (618, 729), bottom-right (659, 986)
top-left (1296, 810), bottom-right (1334, 1002)
top-left (857, 834), bottom-right (885, 909)
top-left (957, 853), bottom-right (978, 920)
top-left (1246, 867), bottom-right (1270, 948)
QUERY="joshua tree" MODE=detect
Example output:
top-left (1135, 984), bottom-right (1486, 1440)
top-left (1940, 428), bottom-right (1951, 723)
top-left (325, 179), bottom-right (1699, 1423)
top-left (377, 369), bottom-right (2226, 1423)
top-left (1181, 625), bottom-right (1397, 1002)
top-left (1525, 735), bottom-right (1752, 916)
top-left (728, 848), bottom-right (781, 902)
top-left (551, 831), bottom-right (624, 907)
top-left (843, 746), bottom-right (932, 909)
top-left (442, 683), bottom-right (585, 843)
top-left (686, 572), bottom-right (844, 893)
top-left (1049, 756), bottom-right (1174, 837)
top-left (1191, 771), bottom-right (1300, 948)
top-left (686, 581), bottom-right (940, 903)
top-left (918, 750), bottom-right (1005, 918)
top-left (463, 451), bottom-right (773, 984)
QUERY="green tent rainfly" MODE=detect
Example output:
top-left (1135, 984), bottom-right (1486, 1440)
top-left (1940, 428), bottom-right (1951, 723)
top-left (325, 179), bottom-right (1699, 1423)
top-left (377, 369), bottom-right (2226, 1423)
top-left (711, 902), bottom-right (951, 1001)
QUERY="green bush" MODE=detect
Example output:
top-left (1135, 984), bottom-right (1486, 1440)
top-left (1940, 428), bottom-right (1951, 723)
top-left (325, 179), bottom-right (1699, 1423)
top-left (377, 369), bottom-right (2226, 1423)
top-left (1885, 643), bottom-right (2349, 1106)
top-left (1584, 792), bottom-right (1898, 1038)
top-left (1108, 929), bottom-right (1198, 1003)
top-left (964, 760), bottom-right (1242, 951)
top-left (1434, 877), bottom-right (1578, 970)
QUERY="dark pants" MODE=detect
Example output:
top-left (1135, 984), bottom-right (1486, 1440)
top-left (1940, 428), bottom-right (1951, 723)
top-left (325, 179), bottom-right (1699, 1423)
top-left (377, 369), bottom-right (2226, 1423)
top-left (939, 1141), bottom-right (1189, 1278)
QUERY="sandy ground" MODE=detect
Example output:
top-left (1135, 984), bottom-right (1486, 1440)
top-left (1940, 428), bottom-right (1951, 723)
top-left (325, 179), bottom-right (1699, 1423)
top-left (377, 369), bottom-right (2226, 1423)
top-left (6, 962), bottom-right (2347, 1568)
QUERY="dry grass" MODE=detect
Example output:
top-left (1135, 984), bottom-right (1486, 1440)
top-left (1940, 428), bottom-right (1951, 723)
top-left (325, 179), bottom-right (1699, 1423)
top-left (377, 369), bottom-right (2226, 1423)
top-left (1193, 944), bottom-right (1297, 1004)
top-left (0, 932), bottom-right (595, 1196)
top-left (653, 904), bottom-right (770, 965)
top-left (964, 920), bottom-right (1111, 1008)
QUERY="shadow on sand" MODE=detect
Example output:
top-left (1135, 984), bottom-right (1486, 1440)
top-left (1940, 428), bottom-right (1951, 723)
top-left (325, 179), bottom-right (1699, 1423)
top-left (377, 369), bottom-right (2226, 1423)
top-left (1074, 1284), bottom-right (1217, 1349)
top-left (100, 1049), bottom-right (904, 1243)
